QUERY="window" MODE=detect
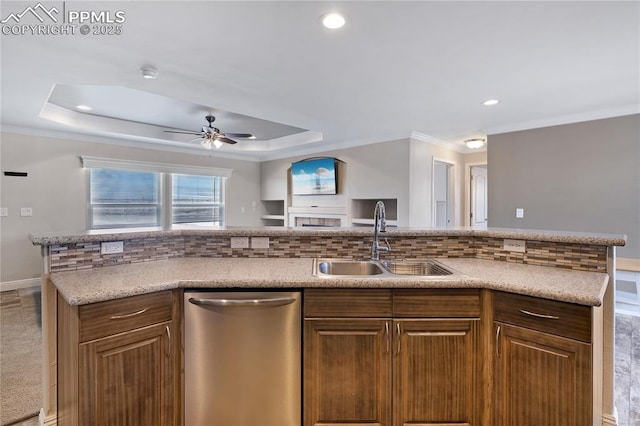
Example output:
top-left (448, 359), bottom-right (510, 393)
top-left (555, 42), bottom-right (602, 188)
top-left (89, 169), bottom-right (161, 228)
top-left (172, 174), bottom-right (224, 225)
top-left (83, 156), bottom-right (232, 230)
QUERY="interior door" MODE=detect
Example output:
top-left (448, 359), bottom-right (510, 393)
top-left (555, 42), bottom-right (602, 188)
top-left (471, 166), bottom-right (488, 228)
top-left (433, 161), bottom-right (453, 228)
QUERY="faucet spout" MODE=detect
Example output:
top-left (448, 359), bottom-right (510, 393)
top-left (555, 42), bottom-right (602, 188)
top-left (371, 201), bottom-right (390, 261)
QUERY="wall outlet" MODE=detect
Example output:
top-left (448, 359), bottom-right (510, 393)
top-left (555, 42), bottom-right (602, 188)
top-left (20, 207), bottom-right (32, 217)
top-left (251, 237), bottom-right (270, 249)
top-left (0, 208), bottom-right (7, 217)
top-left (230, 237), bottom-right (249, 249)
top-left (515, 208), bottom-right (524, 219)
top-left (101, 241), bottom-right (124, 255)
top-left (503, 239), bottom-right (526, 253)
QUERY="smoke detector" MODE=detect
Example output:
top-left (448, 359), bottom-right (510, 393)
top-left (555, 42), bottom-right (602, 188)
top-left (141, 67), bottom-right (158, 79)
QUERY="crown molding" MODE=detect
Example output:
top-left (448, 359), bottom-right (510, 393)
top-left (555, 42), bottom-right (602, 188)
top-left (0, 124), bottom-right (264, 162)
top-left (484, 104), bottom-right (640, 136)
top-left (410, 131), bottom-right (470, 153)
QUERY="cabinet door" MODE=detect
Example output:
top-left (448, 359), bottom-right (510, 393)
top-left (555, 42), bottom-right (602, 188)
top-left (494, 323), bottom-right (591, 426)
top-left (393, 319), bottom-right (480, 426)
top-left (79, 321), bottom-right (174, 426)
top-left (304, 319), bottom-right (392, 426)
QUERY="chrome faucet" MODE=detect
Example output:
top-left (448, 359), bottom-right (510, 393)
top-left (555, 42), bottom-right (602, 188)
top-left (371, 201), bottom-right (390, 261)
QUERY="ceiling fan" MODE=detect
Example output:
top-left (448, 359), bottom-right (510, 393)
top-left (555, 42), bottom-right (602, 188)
top-left (164, 115), bottom-right (254, 149)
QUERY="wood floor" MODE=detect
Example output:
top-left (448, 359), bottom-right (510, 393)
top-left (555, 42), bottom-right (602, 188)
top-left (1, 288), bottom-right (639, 426)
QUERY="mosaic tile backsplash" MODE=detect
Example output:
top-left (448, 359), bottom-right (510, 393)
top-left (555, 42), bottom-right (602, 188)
top-left (49, 234), bottom-right (608, 273)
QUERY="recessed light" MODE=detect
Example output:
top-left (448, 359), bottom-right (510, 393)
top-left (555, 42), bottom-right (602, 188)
top-left (465, 138), bottom-right (486, 149)
top-left (482, 99), bottom-right (500, 106)
top-left (76, 105), bottom-right (92, 111)
top-left (141, 67), bottom-right (158, 79)
top-left (320, 12), bottom-right (345, 29)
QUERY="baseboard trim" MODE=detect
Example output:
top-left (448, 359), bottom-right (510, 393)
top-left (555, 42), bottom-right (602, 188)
top-left (603, 412), bottom-right (618, 426)
top-left (41, 409), bottom-right (57, 426)
top-left (0, 277), bottom-right (41, 292)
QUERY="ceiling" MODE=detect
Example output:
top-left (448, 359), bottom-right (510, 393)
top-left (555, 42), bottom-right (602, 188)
top-left (1, 1), bottom-right (638, 161)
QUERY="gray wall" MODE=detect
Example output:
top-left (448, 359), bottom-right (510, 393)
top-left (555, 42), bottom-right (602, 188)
top-left (0, 132), bottom-right (262, 283)
top-left (488, 114), bottom-right (640, 258)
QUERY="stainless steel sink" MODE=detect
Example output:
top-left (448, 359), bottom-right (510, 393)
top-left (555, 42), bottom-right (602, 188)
top-left (313, 258), bottom-right (458, 277)
top-left (316, 260), bottom-right (384, 276)
top-left (380, 259), bottom-right (453, 276)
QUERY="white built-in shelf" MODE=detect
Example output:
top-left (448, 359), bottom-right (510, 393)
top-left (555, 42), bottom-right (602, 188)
top-left (351, 198), bottom-right (398, 227)
top-left (351, 218), bottom-right (398, 227)
top-left (261, 200), bottom-right (287, 226)
top-left (261, 215), bottom-right (286, 221)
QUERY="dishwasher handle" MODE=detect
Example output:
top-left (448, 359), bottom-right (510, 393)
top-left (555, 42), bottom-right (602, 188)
top-left (188, 296), bottom-right (296, 308)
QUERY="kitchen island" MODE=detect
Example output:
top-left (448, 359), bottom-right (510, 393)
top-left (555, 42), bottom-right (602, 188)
top-left (31, 226), bottom-right (625, 426)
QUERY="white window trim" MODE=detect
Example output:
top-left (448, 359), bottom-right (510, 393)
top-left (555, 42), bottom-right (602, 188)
top-left (83, 156), bottom-right (231, 229)
top-left (80, 156), bottom-right (233, 178)
top-left (87, 168), bottom-right (162, 229)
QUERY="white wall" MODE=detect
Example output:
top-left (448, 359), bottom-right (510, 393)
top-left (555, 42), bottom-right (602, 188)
top-left (0, 132), bottom-right (262, 283)
top-left (260, 138), bottom-right (481, 228)
top-left (408, 139), bottom-right (474, 227)
top-left (260, 139), bottom-right (411, 224)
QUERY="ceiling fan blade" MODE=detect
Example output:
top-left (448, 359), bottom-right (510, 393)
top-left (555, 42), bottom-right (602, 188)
top-left (217, 136), bottom-right (238, 145)
top-left (202, 126), bottom-right (211, 134)
top-left (164, 130), bottom-right (201, 135)
top-left (187, 137), bottom-right (203, 143)
top-left (223, 133), bottom-right (254, 138)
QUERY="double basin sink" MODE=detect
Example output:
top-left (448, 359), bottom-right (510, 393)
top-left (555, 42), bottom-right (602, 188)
top-left (313, 258), bottom-right (459, 278)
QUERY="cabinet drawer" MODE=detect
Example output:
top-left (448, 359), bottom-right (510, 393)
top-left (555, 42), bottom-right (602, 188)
top-left (304, 289), bottom-right (392, 317)
top-left (494, 291), bottom-right (591, 343)
top-left (79, 291), bottom-right (173, 342)
top-left (393, 289), bottom-right (481, 317)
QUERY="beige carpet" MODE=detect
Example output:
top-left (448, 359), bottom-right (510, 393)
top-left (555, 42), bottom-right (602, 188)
top-left (0, 288), bottom-right (42, 425)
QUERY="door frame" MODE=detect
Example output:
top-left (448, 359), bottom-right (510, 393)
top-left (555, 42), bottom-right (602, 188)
top-left (464, 161), bottom-right (488, 227)
top-left (432, 157), bottom-right (456, 228)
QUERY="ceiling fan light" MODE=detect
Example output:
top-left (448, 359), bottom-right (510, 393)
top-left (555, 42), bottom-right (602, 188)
top-left (213, 139), bottom-right (224, 149)
top-left (465, 138), bottom-right (486, 149)
top-left (200, 139), bottom-right (212, 149)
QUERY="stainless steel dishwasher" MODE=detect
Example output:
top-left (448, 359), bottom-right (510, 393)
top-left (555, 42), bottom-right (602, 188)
top-left (184, 290), bottom-right (301, 426)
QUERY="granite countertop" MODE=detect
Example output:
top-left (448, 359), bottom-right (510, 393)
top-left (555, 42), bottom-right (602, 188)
top-left (49, 257), bottom-right (609, 307)
top-left (30, 225), bottom-right (627, 247)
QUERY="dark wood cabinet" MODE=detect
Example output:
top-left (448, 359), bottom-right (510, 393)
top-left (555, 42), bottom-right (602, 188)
top-left (394, 319), bottom-right (480, 426)
top-left (493, 292), bottom-right (592, 426)
top-left (57, 290), bottom-right (180, 426)
top-left (304, 319), bottom-right (392, 426)
top-left (304, 289), bottom-right (481, 426)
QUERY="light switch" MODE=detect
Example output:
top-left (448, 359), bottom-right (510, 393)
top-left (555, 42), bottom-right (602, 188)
top-left (20, 207), bottom-right (32, 217)
top-left (515, 208), bottom-right (524, 219)
top-left (0, 208), bottom-right (7, 217)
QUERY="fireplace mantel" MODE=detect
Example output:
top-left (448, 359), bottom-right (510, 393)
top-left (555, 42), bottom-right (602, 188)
top-left (288, 206), bottom-right (347, 227)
